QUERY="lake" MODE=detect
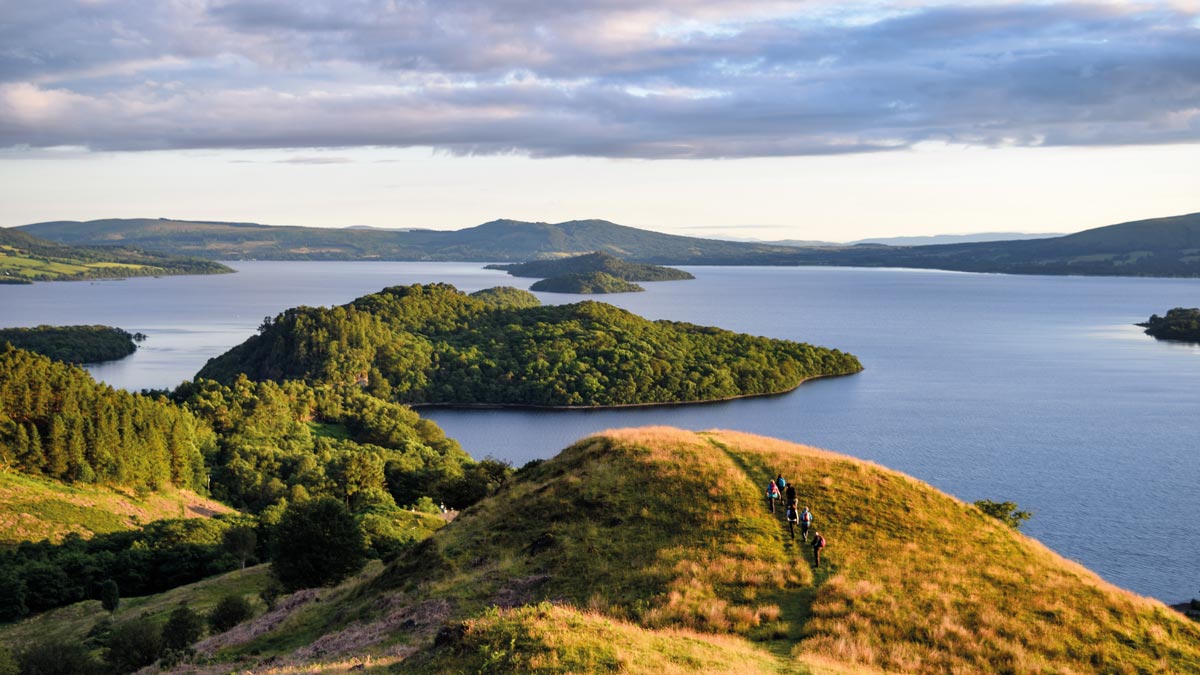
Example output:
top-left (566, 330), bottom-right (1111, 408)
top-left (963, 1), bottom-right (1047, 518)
top-left (2, 261), bottom-right (1197, 603)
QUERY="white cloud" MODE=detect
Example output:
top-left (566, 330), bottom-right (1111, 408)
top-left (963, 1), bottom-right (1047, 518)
top-left (0, 1), bottom-right (1197, 157)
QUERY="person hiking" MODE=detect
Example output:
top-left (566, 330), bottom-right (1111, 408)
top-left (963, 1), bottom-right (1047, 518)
top-left (811, 531), bottom-right (826, 567)
top-left (785, 503), bottom-right (799, 539)
top-left (766, 480), bottom-right (780, 513)
top-left (775, 474), bottom-right (787, 498)
top-left (784, 483), bottom-right (797, 507)
top-left (799, 506), bottom-right (813, 542)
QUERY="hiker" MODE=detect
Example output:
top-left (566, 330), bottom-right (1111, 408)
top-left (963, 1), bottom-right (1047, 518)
top-left (784, 483), bottom-right (797, 507)
top-left (785, 503), bottom-right (799, 539)
top-left (811, 531), bottom-right (826, 567)
top-left (766, 480), bottom-right (780, 512)
top-left (799, 506), bottom-right (813, 542)
top-left (775, 473), bottom-right (787, 499)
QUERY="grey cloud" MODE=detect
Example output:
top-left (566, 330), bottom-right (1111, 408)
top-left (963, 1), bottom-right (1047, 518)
top-left (0, 1), bottom-right (1198, 158)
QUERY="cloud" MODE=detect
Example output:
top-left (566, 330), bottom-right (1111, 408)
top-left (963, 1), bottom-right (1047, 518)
top-left (0, 1), bottom-right (1198, 158)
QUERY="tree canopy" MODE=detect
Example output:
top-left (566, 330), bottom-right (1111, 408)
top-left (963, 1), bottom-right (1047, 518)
top-left (0, 325), bottom-right (141, 364)
top-left (197, 283), bottom-right (862, 407)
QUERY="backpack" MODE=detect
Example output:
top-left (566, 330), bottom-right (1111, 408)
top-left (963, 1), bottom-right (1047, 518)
top-left (786, 507), bottom-right (798, 522)
top-left (767, 482), bottom-right (779, 498)
top-left (801, 510), bottom-right (812, 524)
top-left (813, 535), bottom-right (826, 548)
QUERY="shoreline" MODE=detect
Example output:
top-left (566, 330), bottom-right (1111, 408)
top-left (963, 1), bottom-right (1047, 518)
top-left (408, 370), bottom-right (859, 412)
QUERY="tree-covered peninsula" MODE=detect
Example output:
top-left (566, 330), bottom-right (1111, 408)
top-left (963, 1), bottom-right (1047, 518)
top-left (488, 251), bottom-right (694, 281)
top-left (0, 325), bottom-right (144, 363)
top-left (197, 283), bottom-right (862, 406)
top-left (1139, 307), bottom-right (1200, 342)
top-left (530, 271), bottom-right (645, 294)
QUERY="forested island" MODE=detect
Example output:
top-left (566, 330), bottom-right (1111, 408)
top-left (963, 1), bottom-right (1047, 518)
top-left (0, 325), bottom-right (144, 363)
top-left (530, 271), bottom-right (645, 294)
top-left (1139, 307), bottom-right (1200, 342)
top-left (0, 227), bottom-right (232, 283)
top-left (197, 284), bottom-right (862, 407)
top-left (488, 251), bottom-right (694, 281)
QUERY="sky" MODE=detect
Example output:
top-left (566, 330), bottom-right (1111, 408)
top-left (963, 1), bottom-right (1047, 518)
top-left (1, 0), bottom-right (1198, 240)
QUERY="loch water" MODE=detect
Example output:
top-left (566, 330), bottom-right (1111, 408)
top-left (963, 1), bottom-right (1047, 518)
top-left (2, 261), bottom-right (1197, 602)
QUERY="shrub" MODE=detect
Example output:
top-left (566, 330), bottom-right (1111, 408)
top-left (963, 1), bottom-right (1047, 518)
top-left (105, 618), bottom-right (164, 673)
top-left (208, 594), bottom-right (254, 633)
top-left (98, 579), bottom-right (119, 613)
top-left (271, 497), bottom-right (368, 591)
top-left (162, 604), bottom-right (205, 650)
top-left (973, 499), bottom-right (1032, 530)
top-left (16, 640), bottom-right (102, 675)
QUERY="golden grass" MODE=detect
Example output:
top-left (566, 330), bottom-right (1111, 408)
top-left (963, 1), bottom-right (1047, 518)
top-left (706, 428), bottom-right (1200, 675)
top-left (138, 426), bottom-right (1200, 675)
top-left (0, 472), bottom-right (232, 545)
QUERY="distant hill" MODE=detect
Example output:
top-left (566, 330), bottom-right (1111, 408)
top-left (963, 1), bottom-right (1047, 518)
top-left (18, 211), bottom-right (1200, 276)
top-left (56, 427), bottom-right (1198, 674)
top-left (0, 227), bottom-right (232, 282)
top-left (848, 232), bottom-right (1065, 246)
top-left (0, 325), bottom-right (141, 363)
top-left (17, 217), bottom-right (794, 263)
top-left (529, 271), bottom-right (645, 294)
top-left (488, 251), bottom-right (694, 281)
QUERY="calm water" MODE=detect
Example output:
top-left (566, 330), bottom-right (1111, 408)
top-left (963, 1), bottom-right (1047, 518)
top-left (2, 262), bottom-right (1198, 602)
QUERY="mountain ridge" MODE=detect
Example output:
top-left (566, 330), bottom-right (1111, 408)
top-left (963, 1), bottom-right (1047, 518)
top-left (14, 210), bottom-right (1200, 276)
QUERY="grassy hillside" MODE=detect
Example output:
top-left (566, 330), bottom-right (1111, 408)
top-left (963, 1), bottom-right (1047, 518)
top-left (0, 564), bottom-right (272, 649)
top-left (113, 427), bottom-right (1200, 675)
top-left (0, 472), bottom-right (231, 546)
top-left (0, 227), bottom-right (232, 282)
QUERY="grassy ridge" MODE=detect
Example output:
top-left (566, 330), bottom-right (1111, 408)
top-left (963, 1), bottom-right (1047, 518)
top-left (131, 427), bottom-right (1200, 675)
top-left (7, 428), bottom-right (1195, 674)
top-left (0, 472), bottom-right (231, 546)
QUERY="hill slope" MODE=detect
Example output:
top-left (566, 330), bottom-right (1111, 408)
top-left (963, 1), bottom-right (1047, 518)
top-left (530, 271), bottom-right (646, 293)
top-left (0, 227), bottom-right (232, 282)
top-left (133, 428), bottom-right (1200, 674)
top-left (16, 218), bottom-right (794, 262)
top-left (0, 472), bottom-right (230, 546)
top-left (18, 211), bottom-right (1200, 276)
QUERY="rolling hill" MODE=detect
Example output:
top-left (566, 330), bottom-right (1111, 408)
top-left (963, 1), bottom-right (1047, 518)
top-left (0, 227), bottom-right (232, 283)
top-left (15, 217), bottom-right (794, 263)
top-left (22, 427), bottom-right (1188, 674)
top-left (17, 211), bottom-right (1200, 276)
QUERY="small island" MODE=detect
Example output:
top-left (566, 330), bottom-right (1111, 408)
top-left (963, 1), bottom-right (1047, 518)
top-left (0, 325), bottom-right (144, 363)
top-left (531, 271), bottom-right (645, 294)
top-left (487, 251), bottom-right (694, 282)
top-left (198, 283), bottom-right (862, 407)
top-left (1139, 307), bottom-right (1200, 342)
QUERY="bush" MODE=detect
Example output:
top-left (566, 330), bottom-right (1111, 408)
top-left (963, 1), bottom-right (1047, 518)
top-left (271, 497), bottom-right (368, 591)
top-left (0, 648), bottom-right (15, 675)
top-left (208, 594), bottom-right (254, 633)
top-left (105, 618), bottom-right (164, 673)
top-left (973, 500), bottom-right (1033, 530)
top-left (16, 640), bottom-right (102, 675)
top-left (162, 604), bottom-right (205, 650)
top-left (98, 579), bottom-right (119, 613)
